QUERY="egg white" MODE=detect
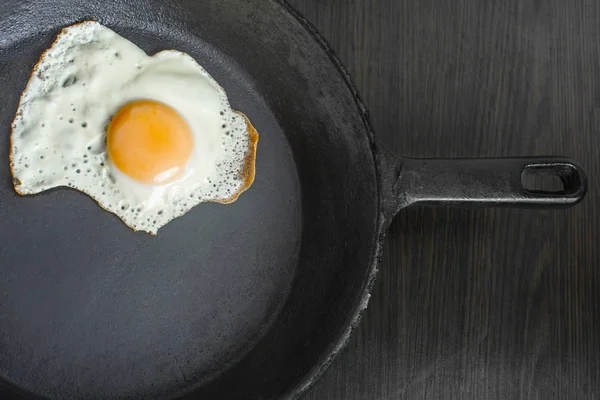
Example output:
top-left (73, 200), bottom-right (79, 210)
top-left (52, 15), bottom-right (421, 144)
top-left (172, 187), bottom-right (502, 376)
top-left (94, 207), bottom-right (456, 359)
top-left (10, 21), bottom-right (257, 234)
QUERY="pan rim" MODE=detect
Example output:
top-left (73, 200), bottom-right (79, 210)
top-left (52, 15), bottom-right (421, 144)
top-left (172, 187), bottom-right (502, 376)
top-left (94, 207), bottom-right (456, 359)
top-left (0, 1), bottom-right (386, 398)
top-left (272, 1), bottom-right (387, 399)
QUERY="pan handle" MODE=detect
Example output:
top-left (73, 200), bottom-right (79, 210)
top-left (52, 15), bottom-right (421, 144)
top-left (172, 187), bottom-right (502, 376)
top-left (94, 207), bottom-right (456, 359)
top-left (380, 150), bottom-right (588, 219)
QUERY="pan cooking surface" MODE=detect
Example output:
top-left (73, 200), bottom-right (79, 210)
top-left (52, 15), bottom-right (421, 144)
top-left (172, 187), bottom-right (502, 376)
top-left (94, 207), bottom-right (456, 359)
top-left (0, 23), bottom-right (301, 399)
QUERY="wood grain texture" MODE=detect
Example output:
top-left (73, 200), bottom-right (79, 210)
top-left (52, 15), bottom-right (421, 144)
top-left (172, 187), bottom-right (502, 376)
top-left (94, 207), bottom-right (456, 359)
top-left (286, 0), bottom-right (600, 399)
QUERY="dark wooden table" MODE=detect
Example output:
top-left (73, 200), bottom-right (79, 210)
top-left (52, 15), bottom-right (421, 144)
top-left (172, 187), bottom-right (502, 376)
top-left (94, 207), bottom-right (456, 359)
top-left (287, 1), bottom-right (600, 399)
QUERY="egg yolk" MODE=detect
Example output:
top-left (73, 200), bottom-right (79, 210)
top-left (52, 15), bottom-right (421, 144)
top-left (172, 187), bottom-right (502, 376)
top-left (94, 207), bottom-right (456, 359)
top-left (106, 100), bottom-right (194, 185)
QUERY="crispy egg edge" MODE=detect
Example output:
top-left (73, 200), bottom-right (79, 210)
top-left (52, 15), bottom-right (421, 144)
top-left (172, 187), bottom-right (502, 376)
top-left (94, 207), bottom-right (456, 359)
top-left (9, 21), bottom-right (260, 236)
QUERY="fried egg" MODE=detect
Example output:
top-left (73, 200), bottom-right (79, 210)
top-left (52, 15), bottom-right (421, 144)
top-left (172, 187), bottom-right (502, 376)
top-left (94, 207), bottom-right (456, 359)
top-left (10, 21), bottom-right (258, 234)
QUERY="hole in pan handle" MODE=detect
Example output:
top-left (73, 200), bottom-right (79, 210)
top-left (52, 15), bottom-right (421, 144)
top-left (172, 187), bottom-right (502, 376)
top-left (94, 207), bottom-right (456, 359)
top-left (381, 152), bottom-right (588, 216)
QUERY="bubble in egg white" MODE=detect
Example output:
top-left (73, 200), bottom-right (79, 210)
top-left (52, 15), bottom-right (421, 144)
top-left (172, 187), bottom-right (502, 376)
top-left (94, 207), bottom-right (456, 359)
top-left (10, 21), bottom-right (258, 234)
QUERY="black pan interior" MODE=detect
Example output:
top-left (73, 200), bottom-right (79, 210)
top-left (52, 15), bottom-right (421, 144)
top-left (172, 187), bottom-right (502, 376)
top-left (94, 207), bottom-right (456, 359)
top-left (0, 1), bottom-right (381, 399)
